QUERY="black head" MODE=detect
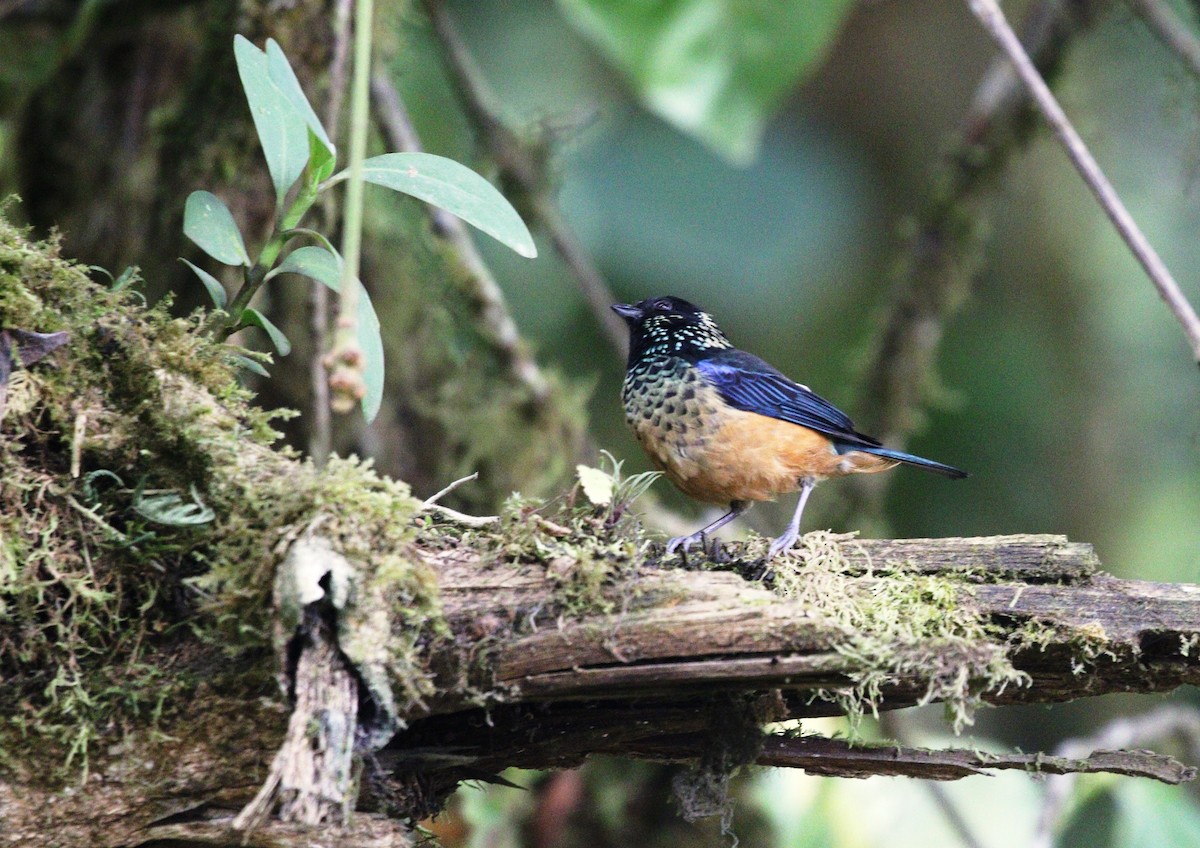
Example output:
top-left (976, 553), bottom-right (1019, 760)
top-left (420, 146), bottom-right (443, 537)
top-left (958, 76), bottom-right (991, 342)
top-left (611, 296), bottom-right (732, 365)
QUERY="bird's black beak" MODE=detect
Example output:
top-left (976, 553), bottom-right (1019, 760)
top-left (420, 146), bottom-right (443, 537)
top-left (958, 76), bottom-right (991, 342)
top-left (611, 303), bottom-right (642, 322)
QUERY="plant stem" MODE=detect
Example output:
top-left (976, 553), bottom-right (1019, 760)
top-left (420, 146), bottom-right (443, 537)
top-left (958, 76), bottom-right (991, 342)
top-left (327, 0), bottom-right (374, 414)
top-left (309, 0), bottom-right (354, 467)
top-left (215, 189), bottom-right (318, 339)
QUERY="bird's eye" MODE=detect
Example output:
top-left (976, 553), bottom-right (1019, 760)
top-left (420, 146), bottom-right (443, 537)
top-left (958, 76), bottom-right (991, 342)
top-left (653, 298), bottom-right (673, 310)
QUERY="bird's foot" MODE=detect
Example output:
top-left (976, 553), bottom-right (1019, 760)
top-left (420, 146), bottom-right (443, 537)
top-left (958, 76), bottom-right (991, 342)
top-left (767, 528), bottom-right (800, 560)
top-left (666, 531), bottom-right (705, 557)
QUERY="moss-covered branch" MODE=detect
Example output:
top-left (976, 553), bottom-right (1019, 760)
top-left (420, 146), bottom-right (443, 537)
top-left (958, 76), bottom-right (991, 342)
top-left (2, 218), bottom-right (1196, 847)
top-left (412, 532), bottom-right (1200, 721)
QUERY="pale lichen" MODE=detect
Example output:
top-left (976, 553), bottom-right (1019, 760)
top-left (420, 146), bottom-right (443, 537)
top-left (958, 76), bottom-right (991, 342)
top-left (766, 530), bottom-right (1030, 733)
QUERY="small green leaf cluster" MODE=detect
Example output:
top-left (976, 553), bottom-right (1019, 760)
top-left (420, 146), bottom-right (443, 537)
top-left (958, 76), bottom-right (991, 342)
top-left (182, 36), bottom-right (537, 422)
top-left (576, 449), bottom-right (662, 523)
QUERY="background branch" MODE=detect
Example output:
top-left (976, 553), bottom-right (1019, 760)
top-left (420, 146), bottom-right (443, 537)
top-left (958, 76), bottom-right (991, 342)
top-left (879, 712), bottom-right (988, 848)
top-left (370, 71), bottom-right (551, 402)
top-left (327, 0), bottom-right (375, 413)
top-left (850, 0), bottom-right (1099, 522)
top-left (1031, 705), bottom-right (1200, 848)
top-left (1126, 0), bottom-right (1200, 79)
top-left (419, 0), bottom-right (629, 357)
top-left (307, 0), bottom-right (354, 466)
top-left (967, 0), bottom-right (1200, 363)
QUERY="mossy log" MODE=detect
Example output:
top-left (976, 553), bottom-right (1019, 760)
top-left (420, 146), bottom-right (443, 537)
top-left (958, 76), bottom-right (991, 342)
top-left (2, 220), bottom-right (1198, 847)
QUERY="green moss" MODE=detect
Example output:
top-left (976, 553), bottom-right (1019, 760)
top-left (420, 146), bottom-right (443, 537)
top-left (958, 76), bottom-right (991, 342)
top-left (0, 214), bottom-right (279, 773)
top-left (766, 531), bottom-right (1029, 733)
top-left (490, 487), bottom-right (653, 620)
top-left (0, 215), bottom-right (448, 777)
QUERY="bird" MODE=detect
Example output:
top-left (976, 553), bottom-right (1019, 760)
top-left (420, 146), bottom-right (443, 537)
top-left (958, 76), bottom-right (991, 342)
top-left (611, 296), bottom-right (966, 559)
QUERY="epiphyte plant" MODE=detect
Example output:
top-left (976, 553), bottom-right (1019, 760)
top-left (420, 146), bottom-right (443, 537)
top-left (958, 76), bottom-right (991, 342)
top-left (182, 35), bottom-right (537, 422)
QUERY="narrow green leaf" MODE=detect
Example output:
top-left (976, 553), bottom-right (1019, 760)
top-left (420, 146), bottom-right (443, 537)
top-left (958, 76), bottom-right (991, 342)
top-left (266, 39), bottom-right (335, 154)
top-left (230, 353), bottom-right (270, 377)
top-left (180, 258), bottom-right (227, 308)
top-left (111, 267), bottom-right (141, 291)
top-left (306, 128), bottom-right (337, 188)
top-left (280, 227), bottom-right (339, 257)
top-left (183, 191), bottom-right (250, 266)
top-left (271, 245), bottom-right (340, 289)
top-left (346, 152), bottom-right (537, 258)
top-left (234, 34), bottom-right (309, 203)
top-left (240, 307), bottom-right (292, 356)
top-left (270, 245), bottom-right (383, 421)
top-left (555, 0), bottom-right (855, 163)
top-left (81, 469), bottom-right (124, 505)
top-left (355, 281), bottom-right (384, 422)
top-left (87, 265), bottom-right (114, 285)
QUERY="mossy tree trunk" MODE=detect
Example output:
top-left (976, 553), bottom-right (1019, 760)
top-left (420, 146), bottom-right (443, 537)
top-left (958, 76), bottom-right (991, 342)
top-left (0, 220), bottom-right (1196, 847)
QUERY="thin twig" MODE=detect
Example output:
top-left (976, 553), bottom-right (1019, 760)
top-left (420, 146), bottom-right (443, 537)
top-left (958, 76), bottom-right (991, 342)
top-left (968, 0), bottom-right (1200, 364)
top-left (427, 505), bottom-right (499, 527)
top-left (417, 470), bottom-right (501, 522)
top-left (418, 472), bottom-right (498, 525)
top-left (1126, 0), bottom-right (1200, 79)
top-left (70, 410), bottom-right (85, 478)
top-left (421, 471), bottom-right (479, 508)
top-left (531, 514), bottom-right (571, 537)
top-left (370, 71), bottom-right (551, 401)
top-left (533, 195), bottom-right (628, 357)
top-left (309, 0), bottom-right (354, 466)
top-left (878, 713), bottom-right (988, 848)
top-left (419, 0), bottom-right (628, 358)
top-left (64, 494), bottom-right (129, 543)
top-left (324, 0), bottom-right (355, 143)
top-left (925, 783), bottom-right (988, 848)
top-left (1031, 705), bottom-right (1200, 848)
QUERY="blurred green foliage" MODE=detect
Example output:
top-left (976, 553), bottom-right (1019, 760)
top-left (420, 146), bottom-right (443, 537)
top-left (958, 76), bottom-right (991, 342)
top-left (554, 0), bottom-right (856, 162)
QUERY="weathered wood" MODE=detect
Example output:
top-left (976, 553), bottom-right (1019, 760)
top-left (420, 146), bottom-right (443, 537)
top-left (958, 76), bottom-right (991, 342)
top-left (233, 611), bottom-right (359, 832)
top-left (311, 530), bottom-right (1200, 815)
top-left (131, 815), bottom-right (413, 848)
top-left (834, 534), bottom-right (1100, 581)
top-left (419, 535), bottom-right (1200, 717)
top-left (752, 737), bottom-right (1194, 783)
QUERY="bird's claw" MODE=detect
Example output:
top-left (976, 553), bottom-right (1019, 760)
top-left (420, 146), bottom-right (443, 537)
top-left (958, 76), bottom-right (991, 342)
top-left (666, 532), bottom-right (703, 556)
top-left (767, 529), bottom-right (799, 560)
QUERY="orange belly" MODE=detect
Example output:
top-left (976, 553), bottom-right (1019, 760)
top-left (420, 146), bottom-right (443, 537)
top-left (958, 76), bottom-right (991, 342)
top-left (634, 406), bottom-right (896, 505)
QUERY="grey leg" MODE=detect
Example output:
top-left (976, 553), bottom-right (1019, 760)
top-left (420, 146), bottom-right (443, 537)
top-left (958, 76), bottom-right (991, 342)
top-left (767, 479), bottom-right (816, 559)
top-left (667, 500), bottom-right (751, 555)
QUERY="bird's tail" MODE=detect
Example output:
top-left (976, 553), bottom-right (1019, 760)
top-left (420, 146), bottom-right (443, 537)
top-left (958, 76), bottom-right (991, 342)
top-left (846, 445), bottom-right (968, 479)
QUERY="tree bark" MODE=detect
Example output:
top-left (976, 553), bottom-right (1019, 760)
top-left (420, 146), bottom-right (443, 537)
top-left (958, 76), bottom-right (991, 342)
top-left (7, 529), bottom-right (1198, 846)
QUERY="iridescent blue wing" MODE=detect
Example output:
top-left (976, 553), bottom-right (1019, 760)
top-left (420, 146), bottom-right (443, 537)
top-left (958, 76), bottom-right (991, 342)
top-left (695, 350), bottom-right (882, 449)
